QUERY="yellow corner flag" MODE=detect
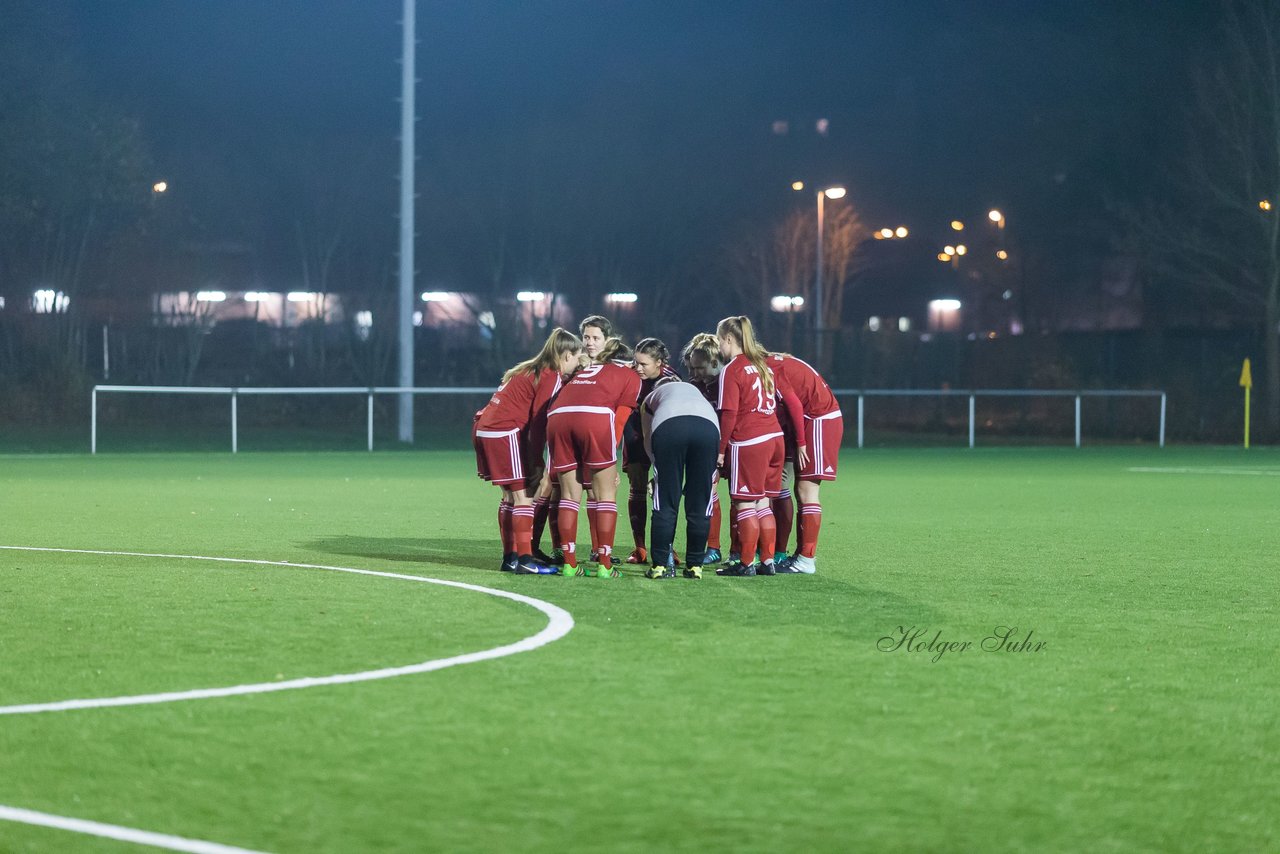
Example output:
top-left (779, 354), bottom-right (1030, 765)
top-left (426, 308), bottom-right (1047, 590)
top-left (1240, 358), bottom-right (1252, 449)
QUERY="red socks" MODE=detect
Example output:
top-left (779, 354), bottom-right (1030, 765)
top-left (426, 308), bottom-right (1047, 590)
top-left (798, 502), bottom-right (822, 558)
top-left (511, 505), bottom-right (534, 557)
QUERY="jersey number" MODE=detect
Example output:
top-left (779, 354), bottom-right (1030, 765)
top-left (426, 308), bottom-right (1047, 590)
top-left (751, 377), bottom-right (776, 414)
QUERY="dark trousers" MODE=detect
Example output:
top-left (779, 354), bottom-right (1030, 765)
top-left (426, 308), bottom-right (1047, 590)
top-left (649, 415), bottom-right (719, 568)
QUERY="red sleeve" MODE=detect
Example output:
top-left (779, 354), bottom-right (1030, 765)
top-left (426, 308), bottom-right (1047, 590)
top-left (614, 405), bottom-right (634, 445)
top-left (527, 369), bottom-right (559, 460)
top-left (774, 370), bottom-right (806, 444)
top-left (717, 364), bottom-right (739, 456)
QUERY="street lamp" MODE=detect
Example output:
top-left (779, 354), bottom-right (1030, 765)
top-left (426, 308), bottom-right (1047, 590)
top-left (989, 209), bottom-right (1005, 229)
top-left (813, 185), bottom-right (845, 365)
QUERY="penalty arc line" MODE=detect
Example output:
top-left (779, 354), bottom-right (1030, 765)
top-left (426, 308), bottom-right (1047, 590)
top-left (0, 545), bottom-right (576, 854)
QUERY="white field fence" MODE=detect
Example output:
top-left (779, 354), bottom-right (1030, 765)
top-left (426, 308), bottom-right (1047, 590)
top-left (90, 385), bottom-right (1167, 453)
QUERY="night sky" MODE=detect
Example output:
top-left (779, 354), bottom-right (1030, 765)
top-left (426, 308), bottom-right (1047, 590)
top-left (48, 1), bottom-right (1217, 294)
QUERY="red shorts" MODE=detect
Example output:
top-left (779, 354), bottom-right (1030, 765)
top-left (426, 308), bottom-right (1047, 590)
top-left (474, 426), bottom-right (532, 487)
top-left (797, 410), bottom-right (843, 481)
top-left (547, 407), bottom-right (619, 481)
top-left (726, 433), bottom-right (784, 500)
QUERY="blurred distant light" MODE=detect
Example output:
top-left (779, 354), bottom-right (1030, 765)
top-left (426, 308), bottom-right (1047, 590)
top-left (772, 120), bottom-right (789, 135)
top-left (33, 289), bottom-right (69, 313)
top-left (816, 118), bottom-right (830, 136)
top-left (988, 209), bottom-right (1004, 224)
top-left (823, 186), bottom-right (846, 200)
top-left (770, 295), bottom-right (805, 313)
top-left (867, 316), bottom-right (881, 332)
top-left (791, 180), bottom-right (805, 191)
top-left (152, 181), bottom-right (167, 193)
top-left (895, 226), bottom-right (908, 238)
top-left (478, 311), bottom-right (496, 329)
top-left (950, 220), bottom-right (964, 231)
top-left (1002, 289), bottom-right (1014, 300)
top-left (355, 310), bottom-right (373, 328)
top-left (605, 292), bottom-right (638, 303)
top-left (287, 292), bottom-right (317, 302)
top-left (420, 291), bottom-right (449, 302)
top-left (516, 291), bottom-right (545, 302)
top-left (0, 296), bottom-right (6, 309)
top-left (944, 245), bottom-right (956, 255)
top-left (937, 253), bottom-right (951, 262)
top-left (931, 299), bottom-right (962, 311)
top-left (1261, 199), bottom-right (1273, 211)
top-left (955, 244), bottom-right (968, 256)
top-left (413, 311), bottom-right (424, 327)
top-left (196, 291), bottom-right (226, 302)
top-left (243, 291), bottom-right (269, 302)
top-left (874, 231), bottom-right (886, 240)
top-left (928, 299), bottom-right (961, 332)
top-left (898, 317), bottom-right (911, 332)
top-left (996, 249), bottom-right (1009, 260)
top-left (880, 228), bottom-right (895, 239)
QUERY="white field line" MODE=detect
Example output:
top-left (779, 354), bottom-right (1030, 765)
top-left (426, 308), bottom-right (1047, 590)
top-left (0, 805), bottom-right (269, 854)
top-left (1128, 466), bottom-right (1280, 476)
top-left (0, 545), bottom-right (575, 853)
top-left (0, 546), bottom-right (574, 715)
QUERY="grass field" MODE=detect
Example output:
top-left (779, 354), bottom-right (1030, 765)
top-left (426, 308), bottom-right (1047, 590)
top-left (1, 447), bottom-right (1277, 852)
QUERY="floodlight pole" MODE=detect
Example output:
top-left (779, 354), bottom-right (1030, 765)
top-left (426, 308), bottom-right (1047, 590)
top-left (396, 0), bottom-right (417, 443)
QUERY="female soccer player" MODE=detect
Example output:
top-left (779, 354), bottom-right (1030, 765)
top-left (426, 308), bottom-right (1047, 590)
top-left (766, 351), bottom-right (842, 574)
top-left (473, 327), bottom-right (583, 574)
top-left (545, 337), bottom-right (641, 576)
top-left (639, 370), bottom-right (719, 579)
top-left (623, 337), bottom-right (680, 564)
top-left (713, 315), bottom-right (803, 576)
top-left (681, 333), bottom-right (726, 563)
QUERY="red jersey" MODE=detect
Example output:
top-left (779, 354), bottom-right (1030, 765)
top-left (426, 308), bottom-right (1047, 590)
top-left (476, 367), bottom-right (561, 454)
top-left (716, 354), bottom-right (784, 454)
top-left (549, 361), bottom-right (642, 414)
top-left (640, 365), bottom-right (680, 402)
top-left (767, 354), bottom-right (840, 418)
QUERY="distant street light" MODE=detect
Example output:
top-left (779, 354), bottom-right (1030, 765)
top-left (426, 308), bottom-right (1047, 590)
top-left (152, 181), bottom-right (167, 194)
top-left (895, 226), bottom-right (908, 238)
top-left (951, 220), bottom-right (964, 231)
top-left (791, 181), bottom-right (805, 191)
top-left (812, 185), bottom-right (845, 365)
top-left (1261, 200), bottom-right (1273, 211)
top-left (604, 292), bottom-right (638, 303)
top-left (516, 291), bottom-right (545, 302)
top-left (988, 209), bottom-right (1005, 228)
top-left (996, 249), bottom-right (1009, 261)
top-left (770, 295), bottom-right (805, 312)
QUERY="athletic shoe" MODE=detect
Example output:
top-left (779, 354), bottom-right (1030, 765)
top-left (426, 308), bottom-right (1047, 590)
top-left (625, 547), bottom-right (648, 564)
top-left (598, 564), bottom-right (620, 578)
top-left (716, 561), bottom-right (756, 577)
top-left (500, 554), bottom-right (518, 573)
top-left (682, 565), bottom-right (702, 580)
top-left (773, 551), bottom-right (789, 565)
top-left (757, 559), bottom-right (776, 576)
top-left (773, 555), bottom-right (802, 574)
top-left (723, 552), bottom-right (740, 566)
top-left (532, 547), bottom-right (557, 565)
top-left (783, 554), bottom-right (817, 574)
top-left (515, 557), bottom-right (557, 575)
top-left (703, 547), bottom-right (722, 565)
top-left (645, 565), bottom-right (676, 579)
top-left (549, 548), bottom-right (566, 568)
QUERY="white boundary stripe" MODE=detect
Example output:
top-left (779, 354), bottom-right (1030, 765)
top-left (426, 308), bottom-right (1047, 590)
top-left (0, 805), bottom-right (269, 854)
top-left (1128, 467), bottom-right (1280, 476)
top-left (0, 546), bottom-right (575, 715)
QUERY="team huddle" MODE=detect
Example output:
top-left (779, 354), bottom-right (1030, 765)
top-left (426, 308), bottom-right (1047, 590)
top-left (472, 314), bottom-right (843, 579)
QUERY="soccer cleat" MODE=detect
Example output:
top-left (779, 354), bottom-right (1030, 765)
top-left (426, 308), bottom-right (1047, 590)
top-left (549, 548), bottom-right (566, 568)
top-left (500, 553), bottom-right (519, 572)
top-left (780, 554), bottom-right (817, 574)
top-left (757, 559), bottom-right (776, 576)
top-left (532, 547), bottom-right (557, 565)
top-left (773, 551), bottom-right (789, 565)
top-left (515, 557), bottom-right (557, 575)
top-left (773, 555), bottom-right (801, 574)
top-left (682, 565), bottom-right (702, 580)
top-left (703, 547), bottom-right (722, 565)
top-left (644, 565), bottom-right (676, 579)
top-left (715, 560), bottom-right (756, 577)
top-left (723, 552), bottom-right (740, 566)
top-left (625, 547), bottom-right (648, 564)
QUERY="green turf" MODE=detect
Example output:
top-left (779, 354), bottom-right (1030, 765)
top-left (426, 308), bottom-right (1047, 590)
top-left (0, 447), bottom-right (1276, 852)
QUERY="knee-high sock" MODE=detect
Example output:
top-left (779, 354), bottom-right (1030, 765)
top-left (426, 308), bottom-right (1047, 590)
top-left (548, 497), bottom-right (562, 550)
top-left (511, 505), bottom-right (534, 557)
top-left (707, 492), bottom-right (722, 549)
top-left (729, 502), bottom-right (742, 557)
top-left (498, 499), bottom-right (514, 556)
top-left (736, 505), bottom-right (760, 566)
top-left (798, 502), bottom-right (822, 558)
top-left (595, 500), bottom-right (618, 568)
top-left (557, 502), bottom-right (580, 567)
top-left (771, 491), bottom-right (794, 554)
top-left (757, 506), bottom-right (777, 563)
top-left (531, 497), bottom-right (549, 551)
top-left (628, 483), bottom-right (647, 550)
